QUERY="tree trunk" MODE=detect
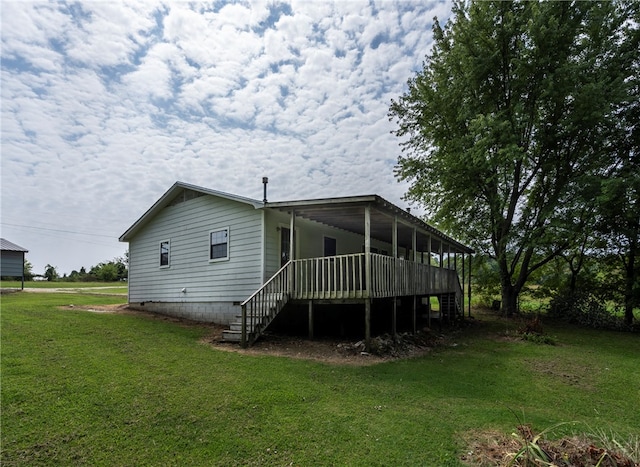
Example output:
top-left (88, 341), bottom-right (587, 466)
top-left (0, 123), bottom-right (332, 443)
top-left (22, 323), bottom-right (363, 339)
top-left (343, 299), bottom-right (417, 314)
top-left (624, 245), bottom-right (636, 326)
top-left (501, 283), bottom-right (519, 316)
top-left (568, 272), bottom-right (578, 296)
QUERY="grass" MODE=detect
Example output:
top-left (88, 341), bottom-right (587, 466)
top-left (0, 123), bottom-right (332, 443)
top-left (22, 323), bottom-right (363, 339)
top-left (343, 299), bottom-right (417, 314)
top-left (2, 292), bottom-right (639, 466)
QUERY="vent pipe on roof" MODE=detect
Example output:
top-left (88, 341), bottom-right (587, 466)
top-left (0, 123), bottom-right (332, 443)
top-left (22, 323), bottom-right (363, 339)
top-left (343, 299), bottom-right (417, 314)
top-left (262, 177), bottom-right (269, 204)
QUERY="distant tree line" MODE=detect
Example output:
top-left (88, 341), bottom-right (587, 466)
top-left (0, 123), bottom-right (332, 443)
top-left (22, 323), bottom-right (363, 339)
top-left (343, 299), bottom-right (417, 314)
top-left (25, 253), bottom-right (128, 282)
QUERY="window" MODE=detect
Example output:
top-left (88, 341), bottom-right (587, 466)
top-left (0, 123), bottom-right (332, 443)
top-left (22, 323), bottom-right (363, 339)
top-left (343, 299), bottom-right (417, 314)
top-left (323, 236), bottom-right (336, 257)
top-left (280, 227), bottom-right (290, 267)
top-left (160, 240), bottom-right (170, 267)
top-left (210, 228), bottom-right (229, 261)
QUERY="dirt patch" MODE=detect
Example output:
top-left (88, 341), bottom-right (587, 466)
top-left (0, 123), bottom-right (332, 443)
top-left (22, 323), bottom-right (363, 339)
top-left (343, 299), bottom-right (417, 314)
top-left (59, 304), bottom-right (453, 365)
top-left (203, 330), bottom-right (449, 366)
top-left (523, 358), bottom-right (597, 391)
top-left (60, 303), bottom-right (131, 313)
top-left (461, 426), bottom-right (638, 466)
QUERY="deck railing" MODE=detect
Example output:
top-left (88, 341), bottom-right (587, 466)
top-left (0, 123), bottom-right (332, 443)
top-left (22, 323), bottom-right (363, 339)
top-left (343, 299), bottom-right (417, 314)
top-left (291, 253), bottom-right (461, 300)
top-left (241, 254), bottom-right (464, 346)
top-left (240, 261), bottom-right (291, 346)
top-left (292, 253), bottom-right (365, 299)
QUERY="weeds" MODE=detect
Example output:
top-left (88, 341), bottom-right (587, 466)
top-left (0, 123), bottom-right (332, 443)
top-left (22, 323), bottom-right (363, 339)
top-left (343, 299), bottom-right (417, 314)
top-left (520, 332), bottom-right (556, 345)
top-left (502, 417), bottom-right (639, 467)
top-left (506, 416), bottom-right (571, 467)
top-left (509, 315), bottom-right (557, 345)
top-left (587, 427), bottom-right (640, 466)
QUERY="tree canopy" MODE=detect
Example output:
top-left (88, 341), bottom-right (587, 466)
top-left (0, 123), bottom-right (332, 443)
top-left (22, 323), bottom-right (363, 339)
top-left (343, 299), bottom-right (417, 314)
top-left (390, 0), bottom-right (639, 317)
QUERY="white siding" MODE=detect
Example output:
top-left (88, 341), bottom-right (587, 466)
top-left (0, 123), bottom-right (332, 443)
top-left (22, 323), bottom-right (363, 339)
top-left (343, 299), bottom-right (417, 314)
top-left (128, 195), bottom-right (263, 304)
top-left (263, 209), bottom-right (397, 279)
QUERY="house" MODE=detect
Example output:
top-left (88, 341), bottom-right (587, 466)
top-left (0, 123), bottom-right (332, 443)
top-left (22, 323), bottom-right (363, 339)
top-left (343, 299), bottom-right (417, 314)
top-left (119, 181), bottom-right (474, 347)
top-left (1, 238), bottom-right (29, 289)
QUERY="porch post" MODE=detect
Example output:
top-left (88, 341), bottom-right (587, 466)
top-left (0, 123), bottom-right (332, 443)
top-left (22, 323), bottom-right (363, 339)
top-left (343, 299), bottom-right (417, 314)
top-left (412, 228), bottom-right (417, 292)
top-left (439, 242), bottom-right (444, 305)
top-left (412, 294), bottom-right (417, 334)
top-left (364, 205), bottom-right (371, 352)
top-left (461, 253), bottom-right (466, 317)
top-left (392, 216), bottom-right (398, 258)
top-left (468, 254), bottom-right (472, 317)
top-left (289, 210), bottom-right (295, 261)
top-left (427, 234), bottom-right (432, 290)
top-left (392, 216), bottom-right (397, 338)
top-left (412, 228), bottom-right (417, 261)
top-left (289, 209), bottom-right (296, 294)
top-left (412, 228), bottom-right (417, 334)
top-left (308, 300), bottom-right (314, 339)
top-left (392, 298), bottom-right (397, 339)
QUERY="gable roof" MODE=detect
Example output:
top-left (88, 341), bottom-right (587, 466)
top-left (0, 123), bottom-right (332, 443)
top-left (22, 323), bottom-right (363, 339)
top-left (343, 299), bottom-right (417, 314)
top-left (120, 182), bottom-right (473, 254)
top-left (1, 238), bottom-right (28, 252)
top-left (119, 181), bottom-right (263, 242)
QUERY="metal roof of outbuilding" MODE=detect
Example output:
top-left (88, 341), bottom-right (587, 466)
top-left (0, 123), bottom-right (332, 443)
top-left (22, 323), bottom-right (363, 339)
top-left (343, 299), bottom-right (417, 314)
top-left (0, 238), bottom-right (29, 252)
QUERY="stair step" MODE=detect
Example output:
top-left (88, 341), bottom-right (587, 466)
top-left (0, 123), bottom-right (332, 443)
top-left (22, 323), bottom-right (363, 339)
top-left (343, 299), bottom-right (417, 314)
top-left (226, 286), bottom-right (289, 345)
top-left (229, 322), bottom-right (256, 332)
top-left (222, 330), bottom-right (243, 342)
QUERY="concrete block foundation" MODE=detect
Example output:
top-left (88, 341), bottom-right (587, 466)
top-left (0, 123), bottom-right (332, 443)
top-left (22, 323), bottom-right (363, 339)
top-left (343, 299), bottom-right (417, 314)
top-left (128, 301), bottom-right (240, 325)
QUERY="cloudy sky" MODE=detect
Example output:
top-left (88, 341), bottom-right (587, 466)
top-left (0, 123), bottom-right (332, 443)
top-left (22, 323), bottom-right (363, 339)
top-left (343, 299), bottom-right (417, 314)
top-left (1, 0), bottom-right (451, 276)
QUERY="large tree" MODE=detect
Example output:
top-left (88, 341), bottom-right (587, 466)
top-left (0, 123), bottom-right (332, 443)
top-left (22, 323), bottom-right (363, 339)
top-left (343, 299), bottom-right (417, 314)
top-left (390, 0), bottom-right (634, 315)
top-left (596, 7), bottom-right (640, 324)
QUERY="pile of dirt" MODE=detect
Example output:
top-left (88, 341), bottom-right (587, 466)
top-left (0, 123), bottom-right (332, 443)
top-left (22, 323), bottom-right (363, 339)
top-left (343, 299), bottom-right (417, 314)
top-left (461, 425), bottom-right (638, 466)
top-left (207, 329), bottom-right (452, 365)
top-left (346, 331), bottom-right (447, 358)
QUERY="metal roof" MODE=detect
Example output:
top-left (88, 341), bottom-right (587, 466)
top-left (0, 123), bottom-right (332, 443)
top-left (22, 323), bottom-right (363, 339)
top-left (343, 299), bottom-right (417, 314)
top-left (0, 238), bottom-right (29, 252)
top-left (120, 182), bottom-right (474, 254)
top-left (266, 195), bottom-right (474, 255)
top-left (119, 181), bottom-right (264, 241)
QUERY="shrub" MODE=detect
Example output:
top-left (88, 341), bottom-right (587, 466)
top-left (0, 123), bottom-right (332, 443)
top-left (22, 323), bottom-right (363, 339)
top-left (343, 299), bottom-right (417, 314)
top-left (548, 290), bottom-right (632, 332)
top-left (515, 315), bottom-right (556, 345)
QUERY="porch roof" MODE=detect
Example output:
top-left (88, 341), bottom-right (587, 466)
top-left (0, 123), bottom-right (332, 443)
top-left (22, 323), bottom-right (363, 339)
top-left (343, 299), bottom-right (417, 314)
top-left (265, 195), bottom-right (474, 255)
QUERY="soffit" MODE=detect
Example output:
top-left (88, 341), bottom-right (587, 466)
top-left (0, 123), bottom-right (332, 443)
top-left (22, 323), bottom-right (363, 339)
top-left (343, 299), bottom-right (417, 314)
top-left (265, 196), bottom-right (473, 254)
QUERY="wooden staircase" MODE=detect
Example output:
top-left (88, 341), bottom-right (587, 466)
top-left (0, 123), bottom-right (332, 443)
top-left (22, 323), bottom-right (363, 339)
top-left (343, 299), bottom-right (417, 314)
top-left (437, 276), bottom-right (464, 322)
top-left (437, 293), bottom-right (457, 321)
top-left (222, 262), bottom-right (291, 347)
top-left (222, 292), bottom-right (288, 343)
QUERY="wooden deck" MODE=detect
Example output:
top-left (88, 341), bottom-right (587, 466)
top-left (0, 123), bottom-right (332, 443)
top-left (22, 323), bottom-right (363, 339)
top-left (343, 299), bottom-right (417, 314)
top-left (229, 253), bottom-right (464, 346)
top-left (291, 253), bottom-right (461, 300)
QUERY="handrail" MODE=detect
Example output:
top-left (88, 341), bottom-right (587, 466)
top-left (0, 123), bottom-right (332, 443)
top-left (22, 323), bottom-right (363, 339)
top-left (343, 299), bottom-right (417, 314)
top-left (241, 261), bottom-right (291, 347)
top-left (240, 255), bottom-right (465, 346)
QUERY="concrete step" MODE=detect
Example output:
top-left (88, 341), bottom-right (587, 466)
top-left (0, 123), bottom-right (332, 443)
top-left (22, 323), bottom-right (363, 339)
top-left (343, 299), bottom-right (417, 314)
top-left (222, 330), bottom-right (242, 342)
top-left (229, 322), bottom-right (256, 332)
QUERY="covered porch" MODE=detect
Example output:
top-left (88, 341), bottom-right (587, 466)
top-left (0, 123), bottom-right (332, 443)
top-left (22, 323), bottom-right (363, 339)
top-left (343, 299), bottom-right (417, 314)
top-left (236, 195), bottom-right (474, 347)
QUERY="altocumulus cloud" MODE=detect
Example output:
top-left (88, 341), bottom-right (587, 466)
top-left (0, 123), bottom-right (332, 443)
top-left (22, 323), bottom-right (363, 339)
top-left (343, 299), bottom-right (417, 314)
top-left (1, 0), bottom-right (451, 275)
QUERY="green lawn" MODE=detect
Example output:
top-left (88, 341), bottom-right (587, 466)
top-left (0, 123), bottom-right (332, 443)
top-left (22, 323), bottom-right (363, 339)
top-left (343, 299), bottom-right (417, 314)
top-left (2, 291), bottom-right (639, 466)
